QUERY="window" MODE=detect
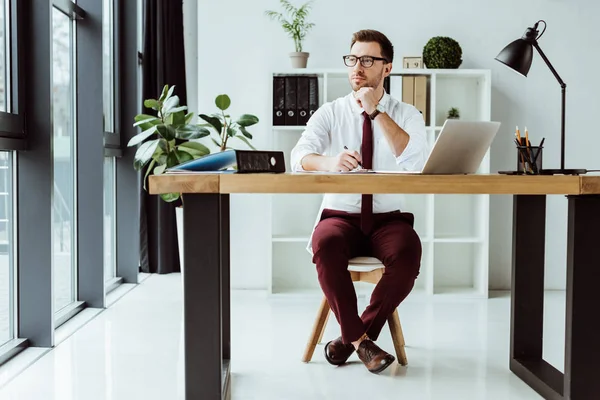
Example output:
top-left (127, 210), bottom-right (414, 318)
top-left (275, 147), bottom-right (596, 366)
top-left (0, 151), bottom-right (14, 347)
top-left (0, 0), bottom-right (8, 112)
top-left (52, 6), bottom-right (77, 313)
top-left (102, 0), bottom-right (114, 134)
top-left (103, 156), bottom-right (116, 283)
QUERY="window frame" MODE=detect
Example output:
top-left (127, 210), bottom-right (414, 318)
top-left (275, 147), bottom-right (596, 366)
top-left (0, 0), bottom-right (26, 150)
top-left (103, 0), bottom-right (121, 154)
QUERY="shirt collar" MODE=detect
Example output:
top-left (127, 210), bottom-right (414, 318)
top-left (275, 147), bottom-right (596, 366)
top-left (349, 89), bottom-right (391, 115)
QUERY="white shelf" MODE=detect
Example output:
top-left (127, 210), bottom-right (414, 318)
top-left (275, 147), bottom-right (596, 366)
top-left (268, 68), bottom-right (492, 297)
top-left (433, 237), bottom-right (482, 243)
top-left (272, 125), bottom-right (306, 131)
top-left (272, 236), bottom-right (310, 243)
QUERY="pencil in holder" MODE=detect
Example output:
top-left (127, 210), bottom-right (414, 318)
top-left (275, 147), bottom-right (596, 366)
top-left (517, 145), bottom-right (543, 174)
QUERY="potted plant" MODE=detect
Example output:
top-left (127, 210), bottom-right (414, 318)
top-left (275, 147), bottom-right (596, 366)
top-left (199, 94), bottom-right (259, 152)
top-left (447, 107), bottom-right (460, 119)
top-left (129, 84), bottom-right (210, 203)
top-left (265, 0), bottom-right (315, 68)
top-left (422, 36), bottom-right (463, 69)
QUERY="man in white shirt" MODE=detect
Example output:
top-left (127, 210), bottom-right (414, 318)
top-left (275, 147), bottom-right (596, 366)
top-left (290, 29), bottom-right (429, 374)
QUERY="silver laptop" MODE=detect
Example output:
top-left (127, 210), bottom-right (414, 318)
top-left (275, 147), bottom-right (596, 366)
top-left (390, 120), bottom-right (501, 174)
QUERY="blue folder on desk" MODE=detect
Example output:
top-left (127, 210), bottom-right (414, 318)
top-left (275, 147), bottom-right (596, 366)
top-left (167, 149), bottom-right (286, 173)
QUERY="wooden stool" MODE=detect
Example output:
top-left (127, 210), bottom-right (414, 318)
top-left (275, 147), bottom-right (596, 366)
top-left (302, 257), bottom-right (408, 366)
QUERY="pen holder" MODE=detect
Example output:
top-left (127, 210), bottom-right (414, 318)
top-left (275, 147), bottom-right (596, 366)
top-left (517, 146), bottom-right (543, 174)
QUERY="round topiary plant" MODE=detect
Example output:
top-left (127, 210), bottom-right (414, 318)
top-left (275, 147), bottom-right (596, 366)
top-left (422, 36), bottom-right (463, 69)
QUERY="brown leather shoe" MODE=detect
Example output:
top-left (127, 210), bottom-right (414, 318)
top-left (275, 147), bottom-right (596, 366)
top-left (324, 336), bottom-right (355, 365)
top-left (356, 339), bottom-right (395, 374)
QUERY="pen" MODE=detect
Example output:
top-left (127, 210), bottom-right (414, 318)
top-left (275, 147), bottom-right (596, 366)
top-left (343, 146), bottom-right (363, 168)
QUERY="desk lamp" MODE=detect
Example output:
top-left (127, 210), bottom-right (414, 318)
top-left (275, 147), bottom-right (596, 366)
top-left (495, 20), bottom-right (586, 175)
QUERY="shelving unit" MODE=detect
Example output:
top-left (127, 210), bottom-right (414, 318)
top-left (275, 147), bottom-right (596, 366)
top-left (268, 68), bottom-right (492, 298)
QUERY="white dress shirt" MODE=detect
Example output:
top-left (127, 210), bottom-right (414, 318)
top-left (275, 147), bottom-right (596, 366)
top-left (290, 90), bottom-right (430, 216)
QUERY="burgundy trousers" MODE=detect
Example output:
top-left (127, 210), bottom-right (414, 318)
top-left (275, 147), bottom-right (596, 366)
top-left (312, 208), bottom-right (422, 344)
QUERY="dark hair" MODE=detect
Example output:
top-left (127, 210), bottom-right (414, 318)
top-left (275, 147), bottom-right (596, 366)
top-left (350, 29), bottom-right (394, 63)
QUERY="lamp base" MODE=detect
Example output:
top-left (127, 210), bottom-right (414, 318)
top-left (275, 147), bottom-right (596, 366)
top-left (539, 168), bottom-right (587, 175)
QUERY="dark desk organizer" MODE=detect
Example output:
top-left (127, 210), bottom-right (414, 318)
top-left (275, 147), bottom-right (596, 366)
top-left (517, 145), bottom-right (543, 174)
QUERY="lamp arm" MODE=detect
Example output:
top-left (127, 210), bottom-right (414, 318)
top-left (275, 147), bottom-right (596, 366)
top-left (532, 41), bottom-right (566, 88)
top-left (533, 41), bottom-right (567, 171)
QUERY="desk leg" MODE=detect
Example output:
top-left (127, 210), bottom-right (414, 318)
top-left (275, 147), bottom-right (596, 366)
top-left (564, 195), bottom-right (600, 399)
top-left (511, 195), bottom-right (600, 400)
top-left (221, 194), bottom-right (231, 394)
top-left (182, 194), bottom-right (226, 400)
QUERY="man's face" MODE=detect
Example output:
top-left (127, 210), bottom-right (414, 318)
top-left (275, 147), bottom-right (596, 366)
top-left (346, 41), bottom-right (391, 91)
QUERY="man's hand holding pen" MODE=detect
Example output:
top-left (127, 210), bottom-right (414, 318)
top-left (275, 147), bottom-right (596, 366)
top-left (328, 147), bottom-right (362, 172)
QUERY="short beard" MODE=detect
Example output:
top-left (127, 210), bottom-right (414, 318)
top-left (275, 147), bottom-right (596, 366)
top-left (350, 74), bottom-right (382, 92)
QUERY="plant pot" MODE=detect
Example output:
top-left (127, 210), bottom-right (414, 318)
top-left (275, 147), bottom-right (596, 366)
top-left (290, 52), bottom-right (309, 68)
top-left (176, 206), bottom-right (184, 274)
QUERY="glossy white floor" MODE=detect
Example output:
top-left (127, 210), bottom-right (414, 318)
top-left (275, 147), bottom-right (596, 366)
top-left (0, 273), bottom-right (565, 399)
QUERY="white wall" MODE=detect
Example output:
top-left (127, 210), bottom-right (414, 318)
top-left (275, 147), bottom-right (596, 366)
top-left (194, 0), bottom-right (600, 290)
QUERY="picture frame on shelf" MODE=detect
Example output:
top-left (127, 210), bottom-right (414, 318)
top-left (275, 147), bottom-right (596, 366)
top-left (403, 56), bottom-right (423, 69)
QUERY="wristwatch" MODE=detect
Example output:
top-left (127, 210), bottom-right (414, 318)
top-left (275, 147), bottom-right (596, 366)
top-left (369, 103), bottom-right (385, 120)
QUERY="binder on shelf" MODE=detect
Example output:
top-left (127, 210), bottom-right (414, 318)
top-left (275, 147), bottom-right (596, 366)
top-left (383, 76), bottom-right (390, 93)
top-left (284, 76), bottom-right (298, 126)
top-left (401, 75), bottom-right (429, 125)
top-left (297, 76), bottom-right (310, 125)
top-left (308, 76), bottom-right (319, 119)
top-left (273, 77), bottom-right (286, 126)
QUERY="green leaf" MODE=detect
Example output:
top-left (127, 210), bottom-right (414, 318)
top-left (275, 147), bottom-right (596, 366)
top-left (211, 137), bottom-right (221, 148)
top-left (185, 112), bottom-right (194, 124)
top-left (236, 135), bottom-right (256, 150)
top-left (164, 85), bottom-right (176, 102)
top-left (143, 159), bottom-right (157, 190)
top-left (133, 114), bottom-right (160, 130)
top-left (127, 125), bottom-right (157, 147)
top-left (239, 126), bottom-right (253, 139)
top-left (215, 94), bottom-right (231, 111)
top-left (236, 114), bottom-right (259, 127)
top-left (199, 114), bottom-right (223, 133)
top-left (133, 139), bottom-right (161, 170)
top-left (156, 124), bottom-right (176, 141)
top-left (166, 152), bottom-right (180, 168)
top-left (158, 85), bottom-right (170, 102)
top-left (168, 105), bottom-right (188, 115)
top-left (171, 110), bottom-right (186, 126)
top-left (154, 163), bottom-right (167, 175)
top-left (175, 149), bottom-right (194, 164)
top-left (179, 141), bottom-right (210, 156)
top-left (175, 125), bottom-right (211, 140)
top-left (227, 126), bottom-right (235, 137)
top-left (144, 99), bottom-right (160, 110)
top-left (160, 193), bottom-right (180, 202)
top-left (161, 95), bottom-right (180, 115)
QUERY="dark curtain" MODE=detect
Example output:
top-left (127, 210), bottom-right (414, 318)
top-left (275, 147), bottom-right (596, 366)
top-left (139, 0), bottom-right (187, 273)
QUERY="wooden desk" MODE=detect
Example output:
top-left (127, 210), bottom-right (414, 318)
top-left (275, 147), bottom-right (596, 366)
top-left (149, 173), bottom-right (600, 400)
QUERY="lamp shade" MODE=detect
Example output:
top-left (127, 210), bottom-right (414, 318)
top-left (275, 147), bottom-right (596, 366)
top-left (495, 38), bottom-right (534, 77)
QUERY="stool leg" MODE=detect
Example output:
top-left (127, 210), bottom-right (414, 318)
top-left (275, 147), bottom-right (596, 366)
top-left (317, 308), bottom-right (330, 344)
top-left (302, 296), bottom-right (330, 363)
top-left (388, 309), bottom-right (408, 366)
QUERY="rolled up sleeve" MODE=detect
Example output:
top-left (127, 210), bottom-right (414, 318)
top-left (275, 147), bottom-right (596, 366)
top-left (290, 106), bottom-right (331, 171)
top-left (395, 107), bottom-right (429, 171)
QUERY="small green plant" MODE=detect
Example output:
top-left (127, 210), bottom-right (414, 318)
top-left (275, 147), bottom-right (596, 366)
top-left (447, 107), bottom-right (460, 119)
top-left (423, 36), bottom-right (463, 69)
top-left (129, 84), bottom-right (210, 202)
top-left (199, 94), bottom-right (258, 152)
top-left (265, 0), bottom-right (315, 52)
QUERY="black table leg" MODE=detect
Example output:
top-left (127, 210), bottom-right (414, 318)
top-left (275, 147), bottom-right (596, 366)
top-left (220, 194), bottom-right (231, 397)
top-left (564, 195), bottom-right (600, 398)
top-left (511, 194), bottom-right (600, 400)
top-left (182, 194), bottom-right (227, 399)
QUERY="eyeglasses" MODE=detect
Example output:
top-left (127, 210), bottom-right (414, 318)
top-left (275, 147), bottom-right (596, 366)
top-left (343, 55), bottom-right (388, 68)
